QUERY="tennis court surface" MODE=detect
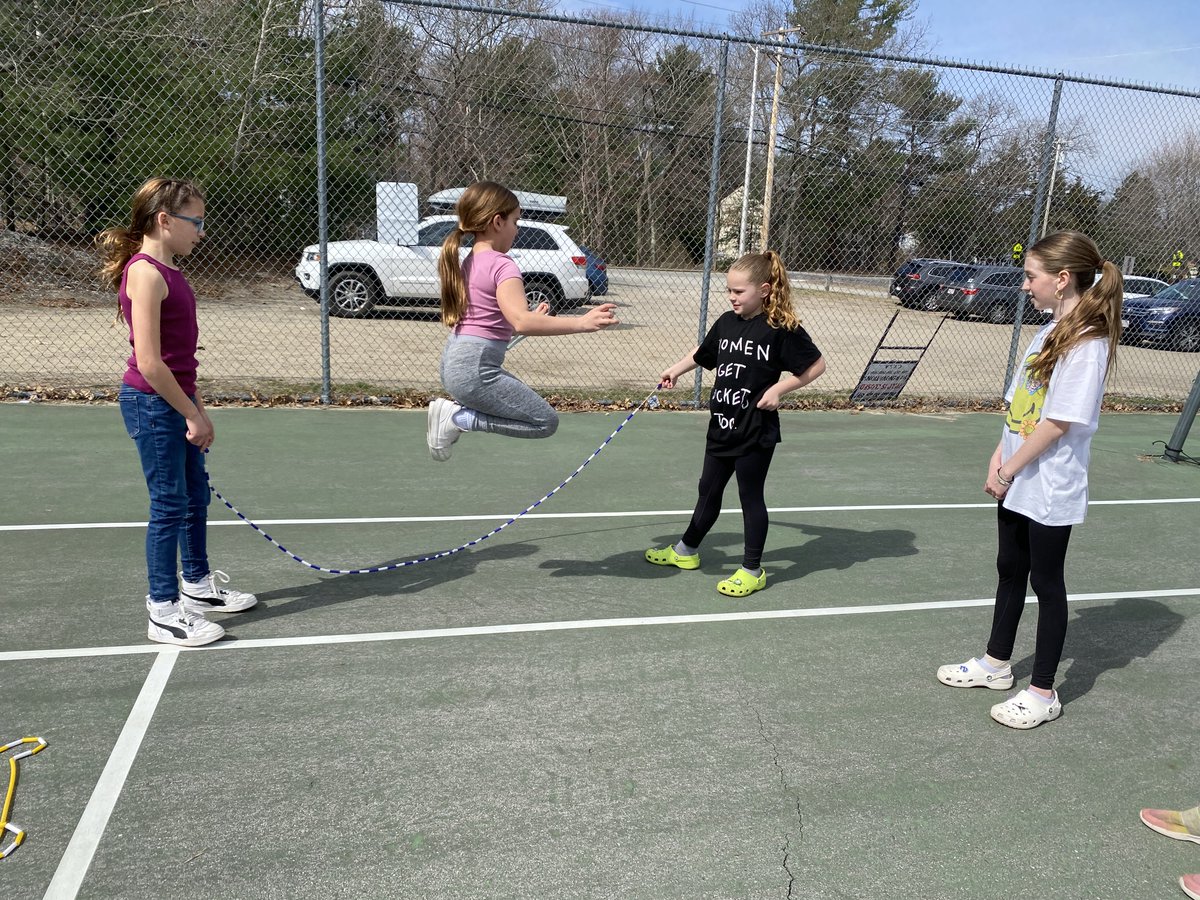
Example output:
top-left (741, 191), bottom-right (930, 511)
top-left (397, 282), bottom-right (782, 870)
top-left (3, 402), bottom-right (1198, 899)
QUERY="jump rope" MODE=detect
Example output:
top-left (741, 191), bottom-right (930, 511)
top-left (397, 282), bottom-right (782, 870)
top-left (205, 387), bottom-right (661, 575)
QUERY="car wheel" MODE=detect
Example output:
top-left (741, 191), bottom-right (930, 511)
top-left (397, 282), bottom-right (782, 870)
top-left (987, 302), bottom-right (1010, 324)
top-left (1171, 318), bottom-right (1200, 352)
top-left (526, 279), bottom-right (567, 314)
top-left (327, 270), bottom-right (379, 318)
top-left (921, 293), bottom-right (941, 312)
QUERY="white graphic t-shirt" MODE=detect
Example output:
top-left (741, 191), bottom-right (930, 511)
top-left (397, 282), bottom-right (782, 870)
top-left (1001, 321), bottom-right (1108, 526)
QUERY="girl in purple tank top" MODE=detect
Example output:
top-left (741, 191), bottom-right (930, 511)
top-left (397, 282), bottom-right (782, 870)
top-left (96, 177), bottom-right (257, 648)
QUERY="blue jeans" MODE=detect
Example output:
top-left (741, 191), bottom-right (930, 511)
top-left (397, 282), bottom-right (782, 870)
top-left (119, 385), bottom-right (210, 602)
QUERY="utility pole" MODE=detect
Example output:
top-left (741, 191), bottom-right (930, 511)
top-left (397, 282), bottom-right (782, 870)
top-left (1040, 138), bottom-right (1067, 239)
top-left (737, 46), bottom-right (761, 257)
top-left (759, 25), bottom-right (805, 251)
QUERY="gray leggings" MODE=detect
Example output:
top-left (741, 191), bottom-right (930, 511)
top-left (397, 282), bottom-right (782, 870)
top-left (440, 333), bottom-right (558, 439)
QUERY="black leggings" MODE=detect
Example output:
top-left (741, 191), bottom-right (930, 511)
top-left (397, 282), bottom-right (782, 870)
top-left (986, 502), bottom-right (1073, 691)
top-left (682, 445), bottom-right (775, 570)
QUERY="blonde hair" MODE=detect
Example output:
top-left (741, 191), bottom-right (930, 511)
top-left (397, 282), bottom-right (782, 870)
top-left (438, 181), bottom-right (520, 328)
top-left (729, 250), bottom-right (800, 329)
top-left (95, 176), bottom-right (205, 322)
top-left (1026, 230), bottom-right (1122, 384)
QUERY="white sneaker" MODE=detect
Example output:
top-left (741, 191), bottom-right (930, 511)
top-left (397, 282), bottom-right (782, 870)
top-left (936, 656), bottom-right (1014, 691)
top-left (180, 570), bottom-right (257, 613)
top-left (146, 598), bottom-right (224, 647)
top-left (990, 688), bottom-right (1062, 730)
top-left (427, 398), bottom-right (463, 462)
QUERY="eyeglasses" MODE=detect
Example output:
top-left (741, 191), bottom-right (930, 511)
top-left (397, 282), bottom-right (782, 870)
top-left (168, 211), bottom-right (206, 231)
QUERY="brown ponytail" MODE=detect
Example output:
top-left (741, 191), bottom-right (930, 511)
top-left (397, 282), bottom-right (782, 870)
top-left (1027, 231), bottom-right (1122, 383)
top-left (729, 249), bottom-right (801, 329)
top-left (438, 181), bottom-right (519, 328)
top-left (438, 227), bottom-right (468, 328)
top-left (96, 176), bottom-right (204, 322)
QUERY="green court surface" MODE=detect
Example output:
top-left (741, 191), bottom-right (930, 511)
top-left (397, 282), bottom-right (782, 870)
top-left (2, 403), bottom-right (1198, 899)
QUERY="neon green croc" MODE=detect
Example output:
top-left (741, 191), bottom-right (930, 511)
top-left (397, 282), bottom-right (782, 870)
top-left (644, 546), bottom-right (701, 570)
top-left (717, 568), bottom-right (767, 597)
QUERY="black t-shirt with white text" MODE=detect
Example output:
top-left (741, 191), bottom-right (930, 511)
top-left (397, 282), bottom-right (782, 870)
top-left (692, 311), bottom-right (822, 456)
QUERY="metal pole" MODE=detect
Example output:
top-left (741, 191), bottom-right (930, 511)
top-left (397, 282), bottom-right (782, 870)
top-left (1004, 75), bottom-right (1063, 392)
top-left (314, 0), bottom-right (332, 404)
top-left (694, 38), bottom-right (729, 406)
top-left (1164, 365), bottom-right (1200, 462)
top-left (737, 46), bottom-right (760, 257)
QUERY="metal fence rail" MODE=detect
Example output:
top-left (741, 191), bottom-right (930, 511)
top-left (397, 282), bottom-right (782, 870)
top-left (1, 0), bottom-right (1198, 405)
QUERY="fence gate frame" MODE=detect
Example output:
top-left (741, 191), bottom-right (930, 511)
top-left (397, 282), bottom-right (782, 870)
top-left (849, 311), bottom-right (950, 405)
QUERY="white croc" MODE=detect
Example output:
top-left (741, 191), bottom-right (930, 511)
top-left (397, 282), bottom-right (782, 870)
top-left (989, 689), bottom-right (1062, 730)
top-left (936, 657), bottom-right (1014, 691)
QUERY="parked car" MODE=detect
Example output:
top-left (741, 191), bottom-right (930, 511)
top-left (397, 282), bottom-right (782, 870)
top-left (1094, 272), bottom-right (1169, 301)
top-left (1121, 275), bottom-right (1169, 299)
top-left (937, 265), bottom-right (1045, 324)
top-left (295, 215), bottom-right (591, 317)
top-left (578, 245), bottom-right (608, 296)
top-left (1121, 278), bottom-right (1200, 352)
top-left (889, 258), bottom-right (965, 309)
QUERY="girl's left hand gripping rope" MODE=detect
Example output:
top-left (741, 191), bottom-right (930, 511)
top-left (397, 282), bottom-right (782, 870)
top-left (205, 386), bottom-right (661, 574)
top-left (1, 737), bottom-right (47, 860)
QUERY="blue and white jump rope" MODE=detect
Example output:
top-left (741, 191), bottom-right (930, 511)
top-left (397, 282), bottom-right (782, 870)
top-left (205, 387), bottom-right (661, 575)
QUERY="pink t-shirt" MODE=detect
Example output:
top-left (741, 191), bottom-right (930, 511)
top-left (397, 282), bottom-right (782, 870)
top-left (453, 250), bottom-right (523, 341)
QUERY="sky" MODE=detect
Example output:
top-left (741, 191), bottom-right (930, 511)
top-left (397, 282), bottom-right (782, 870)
top-left (554, 0), bottom-right (1200, 93)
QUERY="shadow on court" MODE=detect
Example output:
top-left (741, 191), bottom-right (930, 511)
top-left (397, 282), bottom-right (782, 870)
top-left (1011, 597), bottom-right (1186, 703)
top-left (244, 541), bottom-right (542, 624)
top-left (538, 521), bottom-right (918, 586)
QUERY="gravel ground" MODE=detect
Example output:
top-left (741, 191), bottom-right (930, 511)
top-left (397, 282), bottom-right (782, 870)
top-left (1, 239), bottom-right (1195, 405)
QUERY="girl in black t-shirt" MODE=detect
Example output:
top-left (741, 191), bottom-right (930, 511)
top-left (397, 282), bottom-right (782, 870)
top-left (645, 251), bottom-right (825, 597)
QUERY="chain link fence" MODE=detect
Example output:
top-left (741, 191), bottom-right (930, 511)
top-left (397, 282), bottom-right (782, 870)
top-left (2, 0), bottom-right (1199, 406)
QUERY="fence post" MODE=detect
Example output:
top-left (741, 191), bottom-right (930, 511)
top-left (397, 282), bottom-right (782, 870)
top-left (1004, 75), bottom-right (1063, 393)
top-left (694, 38), bottom-right (730, 406)
top-left (314, 0), bottom-right (332, 404)
top-left (1164, 365), bottom-right (1200, 461)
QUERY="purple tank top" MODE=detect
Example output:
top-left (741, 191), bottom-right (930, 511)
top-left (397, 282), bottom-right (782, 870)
top-left (119, 253), bottom-right (199, 396)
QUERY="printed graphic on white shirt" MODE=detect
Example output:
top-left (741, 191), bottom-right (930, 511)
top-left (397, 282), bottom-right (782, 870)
top-left (1005, 351), bottom-right (1046, 441)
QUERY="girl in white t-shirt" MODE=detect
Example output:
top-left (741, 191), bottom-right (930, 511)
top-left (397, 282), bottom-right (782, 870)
top-left (427, 181), bottom-right (618, 461)
top-left (937, 230), bottom-right (1123, 729)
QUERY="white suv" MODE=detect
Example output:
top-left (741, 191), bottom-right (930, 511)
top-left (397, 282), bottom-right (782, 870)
top-left (295, 215), bottom-right (592, 318)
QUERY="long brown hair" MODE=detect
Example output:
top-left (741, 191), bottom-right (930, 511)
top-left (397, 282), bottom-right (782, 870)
top-left (1026, 230), bottom-right (1122, 383)
top-left (95, 176), bottom-right (205, 322)
top-left (729, 250), bottom-right (801, 329)
top-left (438, 181), bottom-right (520, 328)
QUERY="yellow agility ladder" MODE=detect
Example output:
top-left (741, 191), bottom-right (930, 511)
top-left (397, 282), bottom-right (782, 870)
top-left (0, 737), bottom-right (47, 859)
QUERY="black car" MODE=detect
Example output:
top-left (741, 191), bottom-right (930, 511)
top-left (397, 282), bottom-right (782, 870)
top-left (890, 258), bottom-right (966, 310)
top-left (1121, 278), bottom-right (1200, 352)
top-left (938, 265), bottom-right (1045, 324)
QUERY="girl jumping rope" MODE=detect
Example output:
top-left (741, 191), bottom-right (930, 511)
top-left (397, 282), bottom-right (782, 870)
top-left (645, 250), bottom-right (825, 597)
top-left (937, 230), bottom-right (1123, 729)
top-left (426, 181), bottom-right (619, 461)
top-left (97, 177), bottom-right (256, 648)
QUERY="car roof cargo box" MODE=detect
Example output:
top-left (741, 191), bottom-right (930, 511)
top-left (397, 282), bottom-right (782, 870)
top-left (426, 187), bottom-right (568, 222)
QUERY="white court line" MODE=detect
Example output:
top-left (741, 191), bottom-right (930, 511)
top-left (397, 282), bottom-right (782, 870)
top-left (3, 588), bottom-right (1198, 665)
top-left (42, 651), bottom-right (178, 900)
top-left (4, 496), bottom-right (1199, 532)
